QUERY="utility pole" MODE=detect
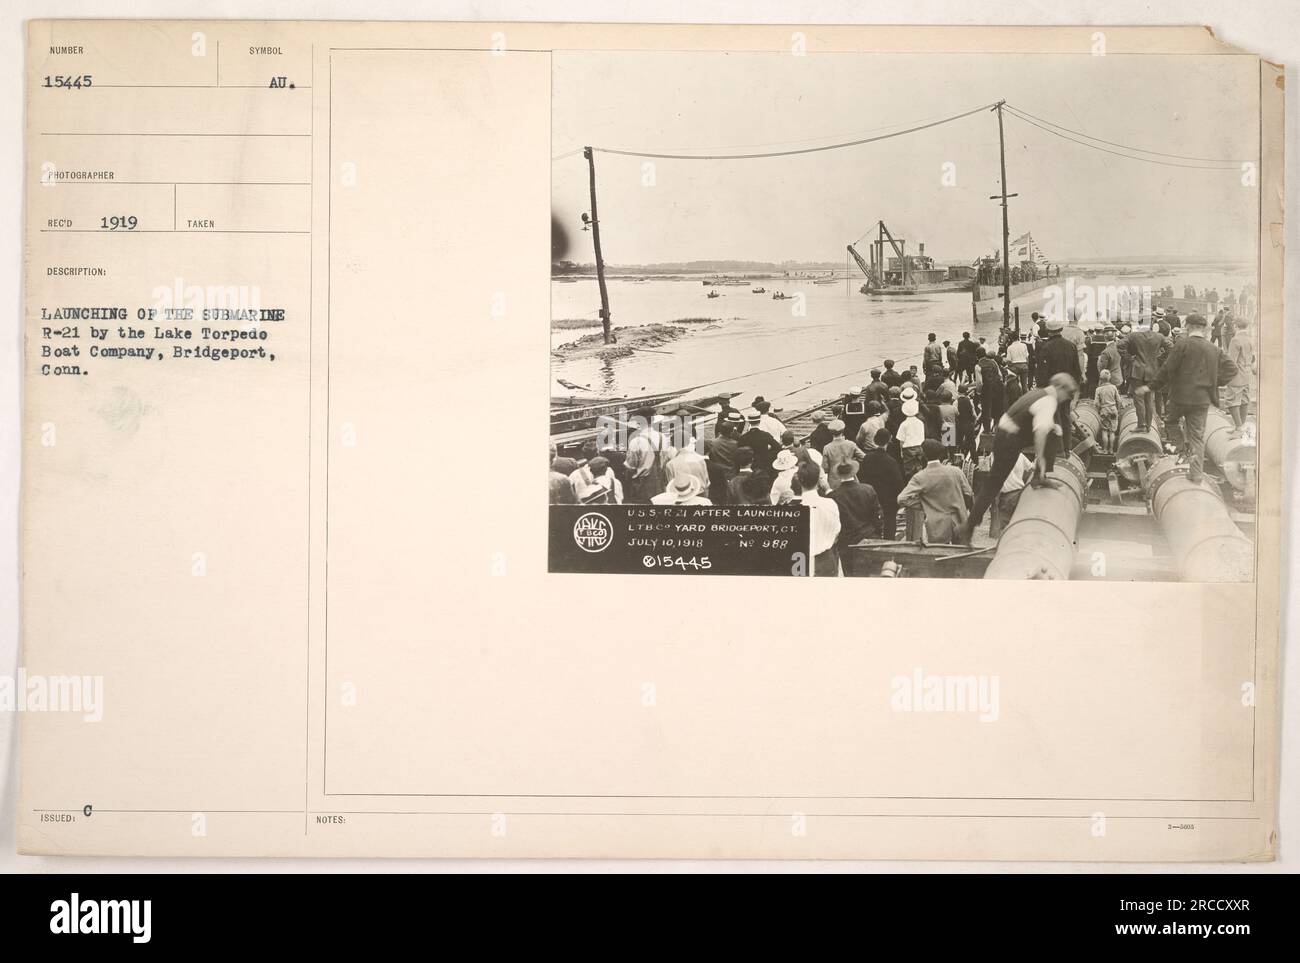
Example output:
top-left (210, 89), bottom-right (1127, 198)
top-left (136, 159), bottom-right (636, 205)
top-left (583, 147), bottom-right (613, 344)
top-left (989, 101), bottom-right (1017, 328)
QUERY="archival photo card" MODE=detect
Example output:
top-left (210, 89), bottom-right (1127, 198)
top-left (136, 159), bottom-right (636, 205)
top-left (17, 21), bottom-right (1283, 861)
top-left (548, 49), bottom-right (1263, 584)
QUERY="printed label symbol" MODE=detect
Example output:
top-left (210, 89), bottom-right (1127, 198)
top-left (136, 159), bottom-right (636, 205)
top-left (573, 512), bottom-right (613, 553)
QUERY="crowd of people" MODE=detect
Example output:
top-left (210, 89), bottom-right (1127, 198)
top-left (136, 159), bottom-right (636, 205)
top-left (550, 299), bottom-right (1257, 576)
top-left (1155, 282), bottom-right (1257, 322)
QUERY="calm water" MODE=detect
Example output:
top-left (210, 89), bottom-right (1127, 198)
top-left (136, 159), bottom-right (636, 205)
top-left (551, 267), bottom-right (1251, 413)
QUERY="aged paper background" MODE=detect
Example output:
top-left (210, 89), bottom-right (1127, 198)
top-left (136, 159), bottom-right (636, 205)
top-left (5, 11), bottom-right (1291, 864)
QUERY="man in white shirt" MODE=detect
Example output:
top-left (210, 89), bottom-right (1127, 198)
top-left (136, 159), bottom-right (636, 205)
top-left (1005, 336), bottom-right (1031, 387)
top-left (1062, 308), bottom-right (1089, 387)
top-left (663, 442), bottom-right (710, 490)
top-left (756, 399), bottom-right (786, 442)
top-left (896, 399), bottom-right (926, 475)
top-left (624, 411), bottom-right (676, 503)
top-left (791, 461), bottom-right (841, 576)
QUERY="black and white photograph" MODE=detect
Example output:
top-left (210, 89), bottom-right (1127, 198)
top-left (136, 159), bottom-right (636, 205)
top-left (3, 3), bottom-right (1295, 910)
top-left (549, 49), bottom-right (1260, 581)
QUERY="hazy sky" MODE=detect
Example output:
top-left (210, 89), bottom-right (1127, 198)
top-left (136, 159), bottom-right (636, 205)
top-left (552, 51), bottom-right (1260, 265)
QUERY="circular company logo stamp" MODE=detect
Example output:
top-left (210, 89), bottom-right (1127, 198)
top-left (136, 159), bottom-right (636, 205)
top-left (573, 512), bottom-right (614, 553)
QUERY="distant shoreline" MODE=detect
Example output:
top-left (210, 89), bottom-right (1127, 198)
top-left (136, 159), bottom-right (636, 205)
top-left (552, 258), bottom-right (1253, 281)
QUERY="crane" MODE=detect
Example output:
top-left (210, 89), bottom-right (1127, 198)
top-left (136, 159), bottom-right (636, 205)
top-left (846, 242), bottom-right (874, 283)
top-left (847, 220), bottom-right (912, 292)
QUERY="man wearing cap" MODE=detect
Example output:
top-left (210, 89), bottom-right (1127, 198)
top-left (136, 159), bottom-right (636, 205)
top-left (923, 332), bottom-right (944, 373)
top-left (1153, 314), bottom-right (1237, 484)
top-left (828, 460), bottom-right (881, 572)
top-left (1123, 318), bottom-right (1170, 433)
top-left (975, 348), bottom-right (1005, 434)
top-left (664, 434), bottom-right (710, 491)
top-left (897, 439), bottom-right (973, 544)
top-left (1036, 316), bottom-right (1082, 388)
top-left (880, 358), bottom-right (903, 389)
top-left (714, 395), bottom-right (741, 435)
top-left (859, 428), bottom-right (905, 540)
top-left (1223, 317), bottom-right (1255, 434)
top-left (624, 407), bottom-right (675, 503)
top-left (1117, 325), bottom-right (1134, 393)
top-left (956, 331), bottom-right (978, 383)
top-left (1005, 333), bottom-right (1031, 386)
top-left (1220, 308), bottom-right (1236, 355)
top-left (955, 384), bottom-right (977, 460)
top-left (807, 410), bottom-right (834, 453)
top-left (738, 407), bottom-right (779, 473)
top-left (651, 474), bottom-right (712, 506)
top-left (1063, 308), bottom-right (1089, 387)
top-left (706, 411), bottom-right (744, 478)
top-left (944, 339), bottom-right (958, 374)
top-left (856, 401), bottom-right (888, 451)
top-left (842, 385), bottom-right (867, 443)
top-left (789, 462), bottom-right (841, 576)
top-left (1094, 369), bottom-right (1121, 453)
top-left (922, 363), bottom-right (947, 395)
top-left (821, 419), bottom-right (867, 491)
top-left (1097, 333), bottom-right (1123, 394)
top-left (753, 397), bottom-right (785, 442)
top-left (938, 368), bottom-right (958, 402)
top-left (960, 372), bottom-right (1078, 545)
top-left (863, 368), bottom-right (889, 406)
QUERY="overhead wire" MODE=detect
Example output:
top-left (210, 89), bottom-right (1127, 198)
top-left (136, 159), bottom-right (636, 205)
top-left (588, 102), bottom-right (999, 161)
top-left (1003, 106), bottom-right (1245, 170)
top-left (1005, 103), bottom-right (1251, 164)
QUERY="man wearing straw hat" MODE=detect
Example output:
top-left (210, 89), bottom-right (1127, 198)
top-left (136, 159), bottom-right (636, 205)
top-left (651, 474), bottom-right (712, 506)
